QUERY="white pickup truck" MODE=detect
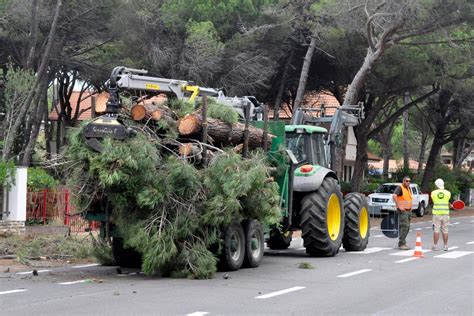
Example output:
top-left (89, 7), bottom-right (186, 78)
top-left (368, 183), bottom-right (430, 217)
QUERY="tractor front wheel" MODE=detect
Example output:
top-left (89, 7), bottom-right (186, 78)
top-left (300, 177), bottom-right (344, 257)
top-left (342, 193), bottom-right (370, 251)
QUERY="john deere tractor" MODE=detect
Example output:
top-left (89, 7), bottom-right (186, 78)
top-left (261, 122), bottom-right (370, 257)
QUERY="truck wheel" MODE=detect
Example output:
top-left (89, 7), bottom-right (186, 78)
top-left (342, 193), bottom-right (370, 251)
top-left (112, 237), bottom-right (142, 268)
top-left (415, 202), bottom-right (425, 217)
top-left (266, 228), bottom-right (293, 250)
top-left (243, 220), bottom-right (264, 268)
top-left (219, 222), bottom-right (245, 271)
top-left (301, 177), bottom-right (344, 257)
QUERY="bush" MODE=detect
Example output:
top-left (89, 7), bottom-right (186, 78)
top-left (27, 167), bottom-right (59, 190)
top-left (430, 164), bottom-right (474, 197)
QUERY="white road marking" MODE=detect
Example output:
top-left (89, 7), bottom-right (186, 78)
top-left (71, 263), bottom-right (100, 269)
top-left (434, 251), bottom-right (474, 259)
top-left (0, 289), bottom-right (27, 295)
top-left (424, 226), bottom-right (432, 229)
top-left (390, 249), bottom-right (432, 256)
top-left (255, 286), bottom-right (305, 299)
top-left (16, 269), bottom-right (51, 275)
top-left (337, 269), bottom-right (372, 278)
top-left (59, 280), bottom-right (87, 285)
top-left (395, 257), bottom-right (420, 263)
top-left (370, 235), bottom-right (384, 238)
top-left (187, 312), bottom-right (209, 316)
top-left (347, 247), bottom-right (390, 254)
top-left (446, 246), bottom-right (459, 251)
top-left (466, 241), bottom-right (474, 245)
top-left (453, 222), bottom-right (461, 225)
top-left (415, 228), bottom-right (423, 231)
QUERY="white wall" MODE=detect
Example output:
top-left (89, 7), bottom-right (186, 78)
top-left (4, 167), bottom-right (27, 221)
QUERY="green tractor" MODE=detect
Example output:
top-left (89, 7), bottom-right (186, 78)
top-left (261, 122), bottom-right (370, 257)
top-left (83, 67), bottom-right (369, 271)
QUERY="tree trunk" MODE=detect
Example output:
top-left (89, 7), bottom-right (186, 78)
top-left (351, 125), bottom-right (369, 192)
top-left (343, 49), bottom-right (381, 106)
top-left (273, 47), bottom-right (294, 120)
top-left (403, 92), bottom-right (410, 170)
top-left (26, 0), bottom-right (39, 69)
top-left (417, 131), bottom-right (428, 175)
top-left (178, 114), bottom-right (272, 150)
top-left (421, 138), bottom-right (444, 191)
top-left (22, 82), bottom-right (47, 166)
top-left (291, 30), bottom-right (317, 121)
top-left (2, 0), bottom-right (62, 160)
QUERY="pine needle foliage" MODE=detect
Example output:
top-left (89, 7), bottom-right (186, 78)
top-left (64, 124), bottom-right (281, 279)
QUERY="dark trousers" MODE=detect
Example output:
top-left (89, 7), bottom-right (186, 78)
top-left (398, 211), bottom-right (411, 246)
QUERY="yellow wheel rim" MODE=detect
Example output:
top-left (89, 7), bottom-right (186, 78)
top-left (327, 193), bottom-right (341, 241)
top-left (359, 207), bottom-right (369, 239)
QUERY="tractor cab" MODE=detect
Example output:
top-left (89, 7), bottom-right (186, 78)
top-left (284, 125), bottom-right (328, 168)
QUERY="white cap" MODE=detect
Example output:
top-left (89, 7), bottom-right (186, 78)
top-left (434, 178), bottom-right (444, 190)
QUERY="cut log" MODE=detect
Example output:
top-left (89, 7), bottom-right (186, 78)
top-left (130, 103), bottom-right (177, 122)
top-left (94, 92), bottom-right (110, 114)
top-left (179, 143), bottom-right (201, 157)
top-left (131, 104), bottom-right (146, 120)
top-left (178, 114), bottom-right (273, 150)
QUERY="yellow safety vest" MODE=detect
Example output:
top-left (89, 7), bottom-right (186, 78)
top-left (431, 189), bottom-right (451, 215)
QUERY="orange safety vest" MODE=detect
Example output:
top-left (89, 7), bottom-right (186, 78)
top-left (395, 185), bottom-right (413, 211)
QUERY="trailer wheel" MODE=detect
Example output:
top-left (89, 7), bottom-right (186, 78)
top-left (415, 202), bottom-right (425, 217)
top-left (219, 222), bottom-right (245, 271)
top-left (301, 177), bottom-right (344, 257)
top-left (112, 237), bottom-right (142, 268)
top-left (243, 220), bottom-right (264, 268)
top-left (342, 193), bottom-right (370, 251)
top-left (266, 228), bottom-right (293, 250)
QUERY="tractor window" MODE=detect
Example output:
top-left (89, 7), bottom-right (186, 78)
top-left (310, 134), bottom-right (328, 167)
top-left (286, 134), bottom-right (306, 163)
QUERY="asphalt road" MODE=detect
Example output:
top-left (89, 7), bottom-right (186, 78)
top-left (1, 215), bottom-right (473, 315)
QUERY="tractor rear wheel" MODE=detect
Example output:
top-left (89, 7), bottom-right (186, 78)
top-left (301, 177), bottom-right (344, 257)
top-left (342, 193), bottom-right (370, 251)
top-left (243, 220), bottom-right (264, 268)
top-left (112, 237), bottom-right (142, 268)
top-left (266, 228), bottom-right (293, 250)
top-left (219, 222), bottom-right (245, 271)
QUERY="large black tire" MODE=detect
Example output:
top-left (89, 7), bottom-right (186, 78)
top-left (415, 202), bottom-right (425, 217)
top-left (266, 228), bottom-right (293, 250)
top-left (242, 220), bottom-right (264, 268)
top-left (342, 193), bottom-right (370, 251)
top-left (300, 177), bottom-right (344, 257)
top-left (219, 222), bottom-right (245, 271)
top-left (112, 237), bottom-right (142, 268)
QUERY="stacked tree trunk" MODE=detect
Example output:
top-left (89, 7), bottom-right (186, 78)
top-left (127, 100), bottom-right (272, 153)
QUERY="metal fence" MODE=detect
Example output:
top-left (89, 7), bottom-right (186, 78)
top-left (26, 187), bottom-right (100, 233)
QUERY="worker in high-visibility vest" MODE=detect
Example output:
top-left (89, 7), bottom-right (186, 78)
top-left (392, 176), bottom-right (413, 250)
top-left (431, 178), bottom-right (452, 251)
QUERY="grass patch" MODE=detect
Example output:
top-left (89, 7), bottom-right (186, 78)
top-left (0, 234), bottom-right (94, 264)
top-left (297, 262), bottom-right (314, 269)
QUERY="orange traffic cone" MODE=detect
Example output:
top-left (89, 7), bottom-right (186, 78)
top-left (412, 232), bottom-right (424, 258)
